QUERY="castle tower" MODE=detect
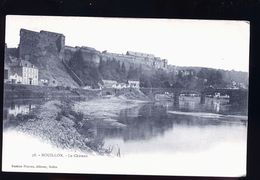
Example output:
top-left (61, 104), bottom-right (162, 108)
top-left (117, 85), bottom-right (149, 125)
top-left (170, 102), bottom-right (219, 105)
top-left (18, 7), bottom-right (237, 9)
top-left (18, 29), bottom-right (66, 62)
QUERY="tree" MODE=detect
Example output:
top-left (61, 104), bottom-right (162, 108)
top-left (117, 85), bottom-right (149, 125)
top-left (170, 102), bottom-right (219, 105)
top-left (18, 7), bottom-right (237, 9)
top-left (197, 68), bottom-right (224, 87)
top-left (127, 65), bottom-right (139, 80)
top-left (120, 62), bottom-right (127, 81)
top-left (172, 82), bottom-right (184, 89)
top-left (140, 74), bottom-right (152, 87)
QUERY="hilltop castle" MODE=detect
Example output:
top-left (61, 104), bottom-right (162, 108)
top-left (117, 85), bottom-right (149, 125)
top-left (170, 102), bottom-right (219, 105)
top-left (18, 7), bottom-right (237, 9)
top-left (19, 29), bottom-right (168, 70)
top-left (6, 28), bottom-right (171, 87)
top-left (5, 28), bottom-right (248, 89)
top-left (19, 29), bottom-right (65, 61)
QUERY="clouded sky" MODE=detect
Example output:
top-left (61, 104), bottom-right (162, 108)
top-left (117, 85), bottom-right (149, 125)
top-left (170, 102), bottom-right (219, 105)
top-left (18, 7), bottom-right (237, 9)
top-left (5, 15), bottom-right (250, 72)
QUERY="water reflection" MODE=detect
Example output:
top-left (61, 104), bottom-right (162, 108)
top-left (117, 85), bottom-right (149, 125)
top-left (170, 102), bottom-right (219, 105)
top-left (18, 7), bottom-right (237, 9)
top-left (3, 99), bottom-right (44, 122)
top-left (3, 97), bottom-right (247, 157)
top-left (98, 101), bottom-right (247, 142)
top-left (8, 104), bottom-right (35, 116)
top-left (99, 98), bottom-right (247, 155)
top-left (204, 98), bottom-right (229, 113)
top-left (179, 96), bottom-right (201, 111)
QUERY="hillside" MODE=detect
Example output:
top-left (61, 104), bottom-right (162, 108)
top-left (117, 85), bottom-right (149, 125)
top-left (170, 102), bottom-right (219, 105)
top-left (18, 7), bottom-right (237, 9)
top-left (4, 28), bottom-right (249, 89)
top-left (17, 29), bottom-right (79, 87)
top-left (172, 66), bottom-right (248, 86)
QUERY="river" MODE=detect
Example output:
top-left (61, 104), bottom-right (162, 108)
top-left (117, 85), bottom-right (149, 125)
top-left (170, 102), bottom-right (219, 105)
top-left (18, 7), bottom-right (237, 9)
top-left (95, 98), bottom-right (247, 155)
top-left (2, 97), bottom-right (247, 176)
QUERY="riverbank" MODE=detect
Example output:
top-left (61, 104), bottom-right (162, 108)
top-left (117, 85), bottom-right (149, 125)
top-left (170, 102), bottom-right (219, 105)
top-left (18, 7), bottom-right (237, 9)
top-left (13, 100), bottom-right (101, 154)
top-left (73, 95), bottom-right (148, 128)
top-left (167, 111), bottom-right (248, 122)
top-left (4, 93), bottom-right (148, 155)
top-left (2, 92), bottom-right (247, 176)
top-left (4, 83), bottom-right (101, 99)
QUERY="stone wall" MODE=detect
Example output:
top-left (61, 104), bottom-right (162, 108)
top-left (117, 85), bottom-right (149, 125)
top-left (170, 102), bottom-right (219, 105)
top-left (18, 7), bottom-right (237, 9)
top-left (18, 29), bottom-right (78, 87)
top-left (18, 29), bottom-right (41, 61)
top-left (126, 51), bottom-right (155, 58)
top-left (19, 29), bottom-right (65, 61)
top-left (18, 28), bottom-right (168, 71)
top-left (101, 51), bottom-right (168, 70)
top-left (79, 47), bottom-right (101, 66)
top-left (64, 45), bottom-right (168, 71)
top-left (64, 46), bottom-right (77, 63)
top-left (17, 28), bottom-right (168, 87)
top-left (65, 46), bottom-right (101, 67)
top-left (4, 83), bottom-right (101, 99)
top-left (5, 47), bottom-right (18, 58)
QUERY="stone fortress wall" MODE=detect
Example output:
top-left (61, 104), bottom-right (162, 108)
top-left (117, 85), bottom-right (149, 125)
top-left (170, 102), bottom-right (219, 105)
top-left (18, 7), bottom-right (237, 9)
top-left (64, 46), bottom-right (168, 70)
top-left (19, 29), bottom-right (42, 61)
top-left (19, 29), bottom-right (65, 61)
top-left (18, 28), bottom-right (168, 71)
top-left (6, 28), bottom-right (248, 88)
top-left (102, 50), bottom-right (168, 70)
top-left (17, 29), bottom-right (78, 87)
top-left (16, 28), bottom-right (169, 85)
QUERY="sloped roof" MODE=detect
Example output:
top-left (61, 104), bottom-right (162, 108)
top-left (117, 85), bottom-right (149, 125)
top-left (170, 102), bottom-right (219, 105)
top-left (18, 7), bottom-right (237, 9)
top-left (10, 59), bottom-right (37, 68)
top-left (18, 60), bottom-right (33, 67)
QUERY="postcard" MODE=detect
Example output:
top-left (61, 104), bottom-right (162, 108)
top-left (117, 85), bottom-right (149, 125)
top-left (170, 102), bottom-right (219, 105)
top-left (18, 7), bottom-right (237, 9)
top-left (2, 15), bottom-right (249, 177)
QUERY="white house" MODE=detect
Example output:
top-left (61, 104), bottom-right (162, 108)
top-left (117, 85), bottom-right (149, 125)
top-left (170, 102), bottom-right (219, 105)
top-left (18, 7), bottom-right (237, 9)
top-left (102, 79), bottom-right (139, 89)
top-left (39, 79), bottom-right (49, 86)
top-left (9, 60), bottom-right (39, 85)
top-left (128, 80), bottom-right (140, 89)
top-left (9, 73), bottom-right (23, 84)
top-left (102, 80), bottom-right (117, 88)
top-left (83, 85), bottom-right (92, 90)
top-left (112, 83), bottom-right (129, 89)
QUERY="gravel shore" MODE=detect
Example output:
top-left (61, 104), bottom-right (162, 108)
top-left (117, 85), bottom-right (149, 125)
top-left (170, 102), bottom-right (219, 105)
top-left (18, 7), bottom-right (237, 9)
top-left (10, 94), bottom-right (147, 154)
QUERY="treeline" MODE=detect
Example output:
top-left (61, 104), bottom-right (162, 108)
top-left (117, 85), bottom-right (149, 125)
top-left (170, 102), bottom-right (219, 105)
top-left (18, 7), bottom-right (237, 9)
top-left (98, 59), bottom-right (141, 82)
top-left (69, 51), bottom-right (247, 89)
top-left (69, 54), bottom-right (141, 87)
top-left (140, 68), bottom-right (226, 90)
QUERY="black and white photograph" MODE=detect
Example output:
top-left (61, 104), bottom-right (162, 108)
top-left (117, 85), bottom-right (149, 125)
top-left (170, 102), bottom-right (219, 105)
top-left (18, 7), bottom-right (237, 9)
top-left (2, 15), bottom-right (249, 177)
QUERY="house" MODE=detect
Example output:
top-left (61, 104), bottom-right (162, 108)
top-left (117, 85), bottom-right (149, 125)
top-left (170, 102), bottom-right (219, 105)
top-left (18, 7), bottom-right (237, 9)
top-left (214, 92), bottom-right (230, 99)
top-left (83, 85), bottom-right (92, 90)
top-left (120, 83), bottom-right (129, 89)
top-left (128, 80), bottom-right (140, 89)
top-left (4, 65), bottom-right (10, 83)
top-left (102, 80), bottom-right (117, 88)
top-left (8, 59), bottom-right (39, 85)
top-left (102, 79), bottom-right (139, 90)
top-left (112, 83), bottom-right (129, 89)
top-left (39, 79), bottom-right (49, 86)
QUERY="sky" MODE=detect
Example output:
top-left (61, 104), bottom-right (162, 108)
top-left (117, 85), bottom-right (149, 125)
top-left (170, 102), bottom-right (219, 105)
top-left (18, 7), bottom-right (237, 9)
top-left (5, 15), bottom-right (250, 72)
